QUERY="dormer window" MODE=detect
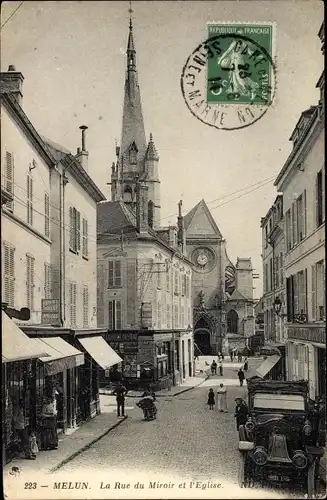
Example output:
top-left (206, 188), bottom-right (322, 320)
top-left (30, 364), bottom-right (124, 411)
top-left (129, 142), bottom-right (138, 165)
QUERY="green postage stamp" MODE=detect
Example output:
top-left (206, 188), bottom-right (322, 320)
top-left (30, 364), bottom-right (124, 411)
top-left (180, 22), bottom-right (276, 130)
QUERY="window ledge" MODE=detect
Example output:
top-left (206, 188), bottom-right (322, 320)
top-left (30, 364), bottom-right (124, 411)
top-left (69, 248), bottom-right (78, 255)
top-left (82, 255), bottom-right (89, 261)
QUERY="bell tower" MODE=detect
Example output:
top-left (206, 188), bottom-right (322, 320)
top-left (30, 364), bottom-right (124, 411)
top-left (110, 6), bottom-right (161, 228)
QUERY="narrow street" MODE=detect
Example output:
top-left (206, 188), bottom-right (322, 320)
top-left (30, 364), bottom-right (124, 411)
top-left (54, 359), bottom-right (300, 498)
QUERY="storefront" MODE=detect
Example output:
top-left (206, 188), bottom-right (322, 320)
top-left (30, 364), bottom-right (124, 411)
top-left (2, 312), bottom-right (50, 463)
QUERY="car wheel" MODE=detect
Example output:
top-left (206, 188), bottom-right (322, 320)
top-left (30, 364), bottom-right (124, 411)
top-left (238, 452), bottom-right (247, 488)
top-left (307, 460), bottom-right (317, 499)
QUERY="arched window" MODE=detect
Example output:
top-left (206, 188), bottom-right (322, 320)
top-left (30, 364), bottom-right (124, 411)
top-left (123, 185), bottom-right (133, 202)
top-left (227, 309), bottom-right (238, 334)
top-left (129, 142), bottom-right (138, 165)
top-left (148, 200), bottom-right (154, 227)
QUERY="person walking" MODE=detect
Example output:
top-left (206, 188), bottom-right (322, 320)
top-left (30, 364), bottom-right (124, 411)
top-left (243, 358), bottom-right (249, 372)
top-left (211, 360), bottom-right (217, 375)
top-left (112, 382), bottom-right (128, 417)
top-left (217, 383), bottom-right (228, 412)
top-left (221, 352), bottom-right (224, 361)
top-left (237, 351), bottom-right (242, 363)
top-left (234, 397), bottom-right (249, 430)
top-left (237, 368), bottom-right (245, 386)
top-left (230, 351), bottom-right (233, 362)
top-left (218, 360), bottom-right (223, 376)
top-left (207, 388), bottom-right (215, 409)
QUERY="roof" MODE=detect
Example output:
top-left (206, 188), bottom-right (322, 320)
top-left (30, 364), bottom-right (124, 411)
top-left (274, 105), bottom-right (320, 187)
top-left (44, 138), bottom-right (106, 203)
top-left (184, 198), bottom-right (222, 237)
top-left (228, 288), bottom-right (248, 301)
top-left (1, 93), bottom-right (56, 168)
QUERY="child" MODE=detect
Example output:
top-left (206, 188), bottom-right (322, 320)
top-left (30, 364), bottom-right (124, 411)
top-left (28, 429), bottom-right (38, 459)
top-left (207, 388), bottom-right (215, 409)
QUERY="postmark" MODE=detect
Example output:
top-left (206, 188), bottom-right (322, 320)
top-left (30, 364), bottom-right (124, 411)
top-left (180, 22), bottom-right (276, 130)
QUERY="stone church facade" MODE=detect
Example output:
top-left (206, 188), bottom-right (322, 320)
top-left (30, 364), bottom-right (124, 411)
top-left (184, 199), bottom-right (255, 355)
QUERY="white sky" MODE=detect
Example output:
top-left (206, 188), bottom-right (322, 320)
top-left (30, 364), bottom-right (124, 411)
top-left (1, 0), bottom-right (324, 298)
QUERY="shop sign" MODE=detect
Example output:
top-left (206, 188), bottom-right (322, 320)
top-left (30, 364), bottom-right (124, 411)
top-left (41, 299), bottom-right (60, 325)
top-left (287, 326), bottom-right (326, 344)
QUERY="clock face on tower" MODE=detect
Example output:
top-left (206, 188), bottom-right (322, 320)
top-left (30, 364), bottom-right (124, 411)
top-left (191, 247), bottom-right (216, 273)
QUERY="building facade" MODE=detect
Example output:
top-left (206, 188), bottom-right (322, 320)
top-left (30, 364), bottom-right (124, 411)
top-left (184, 199), bottom-right (255, 356)
top-left (274, 22), bottom-right (325, 400)
top-left (1, 67), bottom-right (118, 462)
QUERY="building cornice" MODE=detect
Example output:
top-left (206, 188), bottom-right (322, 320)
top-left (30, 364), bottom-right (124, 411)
top-left (2, 208), bottom-right (52, 245)
top-left (1, 93), bottom-right (56, 168)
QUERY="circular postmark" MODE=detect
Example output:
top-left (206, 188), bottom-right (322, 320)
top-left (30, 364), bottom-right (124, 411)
top-left (180, 33), bottom-right (276, 130)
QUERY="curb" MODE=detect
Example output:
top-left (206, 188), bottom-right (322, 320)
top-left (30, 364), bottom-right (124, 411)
top-left (49, 416), bottom-right (128, 473)
top-left (170, 375), bottom-right (210, 397)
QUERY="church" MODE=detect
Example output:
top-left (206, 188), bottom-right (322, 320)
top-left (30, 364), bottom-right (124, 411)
top-left (184, 199), bottom-right (255, 356)
top-left (106, 12), bottom-right (255, 361)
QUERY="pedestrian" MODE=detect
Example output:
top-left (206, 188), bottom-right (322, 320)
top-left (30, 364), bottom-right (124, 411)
top-left (13, 399), bottom-right (33, 459)
top-left (230, 351), bottom-right (233, 362)
top-left (218, 352), bottom-right (222, 361)
top-left (243, 358), bottom-right (249, 372)
top-left (221, 352), bottom-right (224, 361)
top-left (41, 394), bottom-right (58, 450)
top-left (238, 351), bottom-right (242, 363)
top-left (232, 348), bottom-right (236, 361)
top-left (211, 360), bottom-right (217, 375)
top-left (234, 397), bottom-right (249, 430)
top-left (28, 429), bottom-right (39, 459)
top-left (238, 368), bottom-right (245, 386)
top-left (218, 360), bottom-right (223, 376)
top-left (207, 388), bottom-right (215, 409)
top-left (112, 382), bottom-right (128, 417)
top-left (217, 383), bottom-right (228, 412)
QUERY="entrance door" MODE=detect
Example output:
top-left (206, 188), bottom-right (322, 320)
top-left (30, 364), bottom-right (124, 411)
top-left (194, 330), bottom-right (211, 355)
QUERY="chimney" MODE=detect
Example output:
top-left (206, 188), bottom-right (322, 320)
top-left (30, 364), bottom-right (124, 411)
top-left (78, 125), bottom-right (89, 172)
top-left (136, 179), bottom-right (149, 233)
top-left (177, 200), bottom-right (186, 254)
top-left (0, 65), bottom-right (24, 105)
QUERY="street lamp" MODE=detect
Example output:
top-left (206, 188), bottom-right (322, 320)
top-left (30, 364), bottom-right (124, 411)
top-left (273, 296), bottom-right (282, 316)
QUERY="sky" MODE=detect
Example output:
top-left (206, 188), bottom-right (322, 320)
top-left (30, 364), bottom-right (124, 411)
top-left (1, 0), bottom-right (324, 298)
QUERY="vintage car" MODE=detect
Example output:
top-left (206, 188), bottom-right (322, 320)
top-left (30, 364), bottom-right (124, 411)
top-left (237, 377), bottom-right (325, 498)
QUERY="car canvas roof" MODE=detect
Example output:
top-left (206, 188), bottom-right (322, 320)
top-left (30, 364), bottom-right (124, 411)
top-left (247, 377), bottom-right (309, 396)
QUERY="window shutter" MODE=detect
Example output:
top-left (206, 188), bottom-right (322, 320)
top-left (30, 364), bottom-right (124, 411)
top-left (108, 301), bottom-right (114, 330)
top-left (84, 219), bottom-right (88, 256)
top-left (44, 263), bottom-right (51, 299)
top-left (114, 261), bottom-right (121, 287)
top-left (303, 189), bottom-right (307, 238)
top-left (83, 286), bottom-right (89, 327)
top-left (286, 277), bottom-right (293, 321)
top-left (116, 300), bottom-right (122, 329)
top-left (69, 207), bottom-right (74, 249)
top-left (44, 193), bottom-right (50, 237)
top-left (5, 152), bottom-right (14, 210)
top-left (304, 268), bottom-right (308, 315)
top-left (108, 261), bottom-right (114, 287)
top-left (293, 273), bottom-right (299, 315)
top-left (292, 202), bottom-right (297, 246)
top-left (76, 211), bottom-right (81, 251)
top-left (311, 264), bottom-right (316, 320)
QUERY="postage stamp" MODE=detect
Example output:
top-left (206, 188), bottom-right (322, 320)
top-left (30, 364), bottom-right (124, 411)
top-left (180, 22), bottom-right (276, 130)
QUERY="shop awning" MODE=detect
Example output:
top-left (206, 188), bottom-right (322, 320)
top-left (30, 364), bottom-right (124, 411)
top-left (256, 354), bottom-right (281, 378)
top-left (78, 336), bottom-right (122, 370)
top-left (34, 337), bottom-right (84, 375)
top-left (2, 312), bottom-right (50, 363)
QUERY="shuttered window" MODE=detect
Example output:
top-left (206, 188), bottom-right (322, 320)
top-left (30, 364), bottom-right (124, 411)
top-left (26, 254), bottom-right (35, 310)
top-left (83, 285), bottom-right (89, 327)
top-left (4, 151), bottom-right (14, 211)
top-left (291, 202), bottom-right (297, 247)
top-left (174, 271), bottom-right (179, 295)
top-left (44, 193), bottom-right (50, 237)
top-left (316, 169), bottom-right (324, 227)
top-left (44, 263), bottom-right (51, 299)
top-left (286, 209), bottom-right (292, 251)
top-left (69, 282), bottom-right (77, 327)
top-left (69, 207), bottom-right (81, 252)
top-left (82, 218), bottom-right (88, 258)
top-left (3, 243), bottom-right (15, 307)
top-left (108, 300), bottom-right (122, 330)
top-left (108, 260), bottom-right (122, 287)
top-left (27, 174), bottom-right (33, 225)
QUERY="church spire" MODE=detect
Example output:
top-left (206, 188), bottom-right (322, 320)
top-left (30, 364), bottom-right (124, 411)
top-left (120, 3), bottom-right (147, 160)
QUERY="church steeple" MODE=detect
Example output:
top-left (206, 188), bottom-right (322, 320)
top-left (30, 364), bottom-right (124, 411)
top-left (120, 7), bottom-right (147, 161)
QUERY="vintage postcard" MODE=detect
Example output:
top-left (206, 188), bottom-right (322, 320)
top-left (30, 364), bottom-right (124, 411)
top-left (1, 1), bottom-right (325, 499)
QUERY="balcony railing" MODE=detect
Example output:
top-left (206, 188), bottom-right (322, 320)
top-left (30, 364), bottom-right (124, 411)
top-left (288, 313), bottom-right (308, 324)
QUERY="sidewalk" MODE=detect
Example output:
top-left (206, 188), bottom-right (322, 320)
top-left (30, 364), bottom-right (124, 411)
top-left (4, 410), bottom-right (127, 476)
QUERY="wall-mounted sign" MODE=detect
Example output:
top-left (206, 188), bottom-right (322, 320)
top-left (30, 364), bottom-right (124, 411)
top-left (41, 299), bottom-right (60, 325)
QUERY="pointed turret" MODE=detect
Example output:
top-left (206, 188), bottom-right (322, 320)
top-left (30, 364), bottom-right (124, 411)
top-left (145, 133), bottom-right (159, 161)
top-left (120, 16), bottom-right (147, 161)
